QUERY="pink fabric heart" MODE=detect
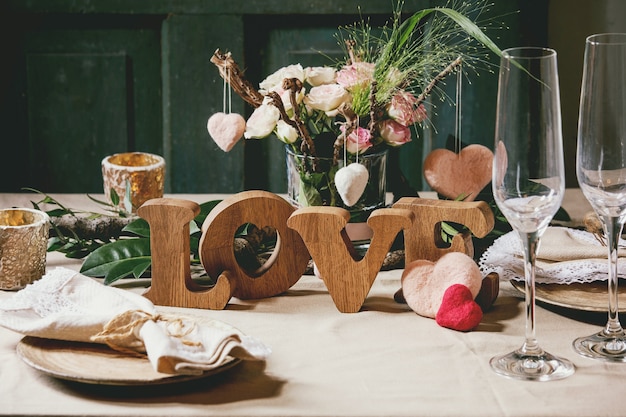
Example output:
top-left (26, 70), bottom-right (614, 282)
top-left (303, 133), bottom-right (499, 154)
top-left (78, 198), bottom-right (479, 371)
top-left (436, 284), bottom-right (483, 331)
top-left (423, 144), bottom-right (493, 201)
top-left (334, 163), bottom-right (369, 207)
top-left (207, 112), bottom-right (246, 152)
top-left (401, 252), bottom-right (482, 318)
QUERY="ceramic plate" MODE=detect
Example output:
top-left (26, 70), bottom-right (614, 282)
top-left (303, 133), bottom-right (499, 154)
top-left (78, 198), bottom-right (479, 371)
top-left (17, 336), bottom-right (241, 385)
top-left (511, 280), bottom-right (626, 313)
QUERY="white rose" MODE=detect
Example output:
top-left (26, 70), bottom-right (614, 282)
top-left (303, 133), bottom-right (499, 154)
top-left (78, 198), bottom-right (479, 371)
top-left (244, 104), bottom-right (280, 139)
top-left (276, 120), bottom-right (299, 144)
top-left (305, 66), bottom-right (336, 86)
top-left (304, 84), bottom-right (351, 113)
top-left (278, 87), bottom-right (306, 114)
top-left (259, 64), bottom-right (305, 93)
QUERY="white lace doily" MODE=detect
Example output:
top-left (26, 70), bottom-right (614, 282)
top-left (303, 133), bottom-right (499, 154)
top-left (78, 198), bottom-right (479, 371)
top-left (479, 227), bottom-right (626, 284)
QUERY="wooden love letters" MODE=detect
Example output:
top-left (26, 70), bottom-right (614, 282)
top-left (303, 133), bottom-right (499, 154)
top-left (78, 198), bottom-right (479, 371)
top-left (138, 190), bottom-right (494, 313)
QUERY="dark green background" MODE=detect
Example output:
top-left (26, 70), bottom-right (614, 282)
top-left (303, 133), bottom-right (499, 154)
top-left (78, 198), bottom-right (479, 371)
top-left (0, 0), bottom-right (547, 194)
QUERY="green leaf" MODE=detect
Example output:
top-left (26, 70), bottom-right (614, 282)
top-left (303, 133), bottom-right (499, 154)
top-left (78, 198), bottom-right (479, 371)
top-left (45, 208), bottom-right (71, 217)
top-left (194, 200), bottom-right (222, 228)
top-left (440, 221), bottom-right (460, 237)
top-left (123, 181), bottom-right (133, 213)
top-left (123, 218), bottom-right (151, 237)
top-left (430, 7), bottom-right (504, 59)
top-left (299, 176), bottom-right (323, 206)
top-left (102, 258), bottom-right (152, 285)
top-left (110, 188), bottom-right (120, 206)
top-left (47, 237), bottom-right (67, 252)
top-left (189, 219), bottom-right (201, 235)
top-left (80, 238), bottom-right (151, 282)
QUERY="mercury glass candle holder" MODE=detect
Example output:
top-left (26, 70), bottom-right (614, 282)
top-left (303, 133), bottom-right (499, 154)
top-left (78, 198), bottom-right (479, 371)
top-left (101, 152), bottom-right (166, 212)
top-left (0, 208), bottom-right (50, 290)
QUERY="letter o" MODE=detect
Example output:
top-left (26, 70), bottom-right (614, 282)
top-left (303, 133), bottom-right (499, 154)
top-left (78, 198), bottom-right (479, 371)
top-left (199, 190), bottom-right (310, 299)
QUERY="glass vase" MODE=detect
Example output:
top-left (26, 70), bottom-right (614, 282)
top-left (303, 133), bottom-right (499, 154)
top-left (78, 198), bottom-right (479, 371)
top-left (285, 145), bottom-right (387, 242)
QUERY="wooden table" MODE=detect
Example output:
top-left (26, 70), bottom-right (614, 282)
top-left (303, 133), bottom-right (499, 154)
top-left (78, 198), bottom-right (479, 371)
top-left (3, 191), bottom-right (626, 417)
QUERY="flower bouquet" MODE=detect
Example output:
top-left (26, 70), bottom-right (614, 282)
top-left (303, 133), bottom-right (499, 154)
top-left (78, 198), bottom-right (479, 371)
top-left (208, 2), bottom-right (504, 219)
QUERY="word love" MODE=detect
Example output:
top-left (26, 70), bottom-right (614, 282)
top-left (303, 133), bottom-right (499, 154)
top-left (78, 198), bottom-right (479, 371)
top-left (137, 190), bottom-right (494, 313)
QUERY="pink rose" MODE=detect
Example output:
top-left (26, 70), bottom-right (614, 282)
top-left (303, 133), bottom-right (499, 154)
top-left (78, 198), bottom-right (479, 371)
top-left (341, 125), bottom-right (373, 154)
top-left (379, 119), bottom-right (411, 146)
top-left (387, 91), bottom-right (427, 126)
top-left (336, 62), bottom-right (375, 90)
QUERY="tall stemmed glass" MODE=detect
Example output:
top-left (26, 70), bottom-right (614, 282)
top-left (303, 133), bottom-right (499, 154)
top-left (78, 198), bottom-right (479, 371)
top-left (574, 33), bottom-right (626, 361)
top-left (490, 47), bottom-right (575, 381)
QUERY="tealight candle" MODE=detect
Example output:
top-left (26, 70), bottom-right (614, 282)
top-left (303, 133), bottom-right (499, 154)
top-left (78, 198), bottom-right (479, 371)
top-left (0, 208), bottom-right (50, 290)
top-left (101, 152), bottom-right (166, 212)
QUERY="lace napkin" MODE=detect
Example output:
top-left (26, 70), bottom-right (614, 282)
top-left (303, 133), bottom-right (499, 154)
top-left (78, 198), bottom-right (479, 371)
top-left (0, 268), bottom-right (270, 375)
top-left (479, 227), bottom-right (626, 284)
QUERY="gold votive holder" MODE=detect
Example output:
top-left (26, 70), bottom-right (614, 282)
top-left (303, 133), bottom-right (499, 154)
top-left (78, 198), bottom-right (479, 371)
top-left (0, 208), bottom-right (50, 290)
top-left (101, 152), bottom-right (166, 212)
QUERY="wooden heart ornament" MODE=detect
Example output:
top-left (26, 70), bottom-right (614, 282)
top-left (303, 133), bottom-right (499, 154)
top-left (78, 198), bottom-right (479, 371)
top-left (423, 144), bottom-right (493, 201)
top-left (401, 252), bottom-right (482, 320)
top-left (335, 163), bottom-right (369, 207)
top-left (207, 112), bottom-right (246, 152)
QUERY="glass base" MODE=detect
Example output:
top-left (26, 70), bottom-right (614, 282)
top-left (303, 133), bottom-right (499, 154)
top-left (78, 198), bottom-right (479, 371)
top-left (573, 331), bottom-right (626, 362)
top-left (490, 349), bottom-right (575, 381)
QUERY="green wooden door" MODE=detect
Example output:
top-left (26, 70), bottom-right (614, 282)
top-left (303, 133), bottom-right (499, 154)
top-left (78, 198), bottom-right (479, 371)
top-left (1, 0), bottom-right (545, 195)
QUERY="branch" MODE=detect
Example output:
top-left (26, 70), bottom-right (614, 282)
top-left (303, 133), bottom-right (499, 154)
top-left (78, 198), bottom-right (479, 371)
top-left (51, 213), bottom-right (136, 241)
top-left (210, 49), bottom-right (265, 108)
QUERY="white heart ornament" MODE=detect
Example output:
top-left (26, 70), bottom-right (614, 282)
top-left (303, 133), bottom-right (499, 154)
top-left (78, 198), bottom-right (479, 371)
top-left (335, 163), bottom-right (369, 207)
top-left (207, 112), bottom-right (246, 152)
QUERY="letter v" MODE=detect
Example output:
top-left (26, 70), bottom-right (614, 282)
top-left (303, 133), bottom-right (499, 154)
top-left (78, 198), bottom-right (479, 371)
top-left (288, 207), bottom-right (414, 313)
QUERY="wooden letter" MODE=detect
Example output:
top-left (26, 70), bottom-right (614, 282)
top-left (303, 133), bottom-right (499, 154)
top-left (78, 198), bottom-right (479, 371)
top-left (288, 207), bottom-right (413, 313)
top-left (392, 197), bottom-right (494, 263)
top-left (200, 190), bottom-right (310, 300)
top-left (138, 198), bottom-right (233, 309)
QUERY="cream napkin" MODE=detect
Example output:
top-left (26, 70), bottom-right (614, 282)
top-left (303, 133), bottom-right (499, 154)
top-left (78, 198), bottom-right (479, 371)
top-left (479, 227), bottom-right (626, 284)
top-left (0, 268), bottom-right (270, 375)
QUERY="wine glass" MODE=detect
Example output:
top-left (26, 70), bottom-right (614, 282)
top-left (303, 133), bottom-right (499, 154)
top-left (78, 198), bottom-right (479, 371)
top-left (490, 47), bottom-right (575, 381)
top-left (574, 33), bottom-right (626, 361)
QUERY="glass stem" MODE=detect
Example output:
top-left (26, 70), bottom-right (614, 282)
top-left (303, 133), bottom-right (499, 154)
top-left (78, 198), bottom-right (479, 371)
top-left (520, 230), bottom-right (541, 355)
top-left (602, 216), bottom-right (624, 336)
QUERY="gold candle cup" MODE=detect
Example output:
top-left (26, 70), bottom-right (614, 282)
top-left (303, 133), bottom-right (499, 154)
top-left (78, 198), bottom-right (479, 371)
top-left (0, 208), bottom-right (50, 290)
top-left (101, 152), bottom-right (166, 212)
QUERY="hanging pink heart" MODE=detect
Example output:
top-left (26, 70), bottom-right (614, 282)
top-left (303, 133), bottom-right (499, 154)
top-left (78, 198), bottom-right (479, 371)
top-left (207, 112), bottom-right (246, 152)
top-left (423, 144), bottom-right (493, 201)
top-left (335, 163), bottom-right (369, 207)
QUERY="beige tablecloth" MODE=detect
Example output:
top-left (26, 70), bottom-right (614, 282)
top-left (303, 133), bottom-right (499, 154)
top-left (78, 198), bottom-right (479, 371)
top-left (2, 192), bottom-right (625, 417)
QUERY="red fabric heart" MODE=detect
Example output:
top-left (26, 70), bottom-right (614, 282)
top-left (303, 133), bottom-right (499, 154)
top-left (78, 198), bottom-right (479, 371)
top-left (423, 144), bottom-right (493, 201)
top-left (436, 284), bottom-right (483, 332)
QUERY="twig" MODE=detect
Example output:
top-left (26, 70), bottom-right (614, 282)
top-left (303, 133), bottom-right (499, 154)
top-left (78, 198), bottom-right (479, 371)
top-left (415, 56), bottom-right (462, 105)
top-left (282, 78), bottom-right (317, 159)
top-left (335, 103), bottom-right (358, 163)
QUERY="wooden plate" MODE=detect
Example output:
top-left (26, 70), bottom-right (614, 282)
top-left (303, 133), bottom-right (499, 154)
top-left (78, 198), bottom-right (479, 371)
top-left (511, 280), bottom-right (626, 313)
top-left (16, 336), bottom-right (241, 386)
